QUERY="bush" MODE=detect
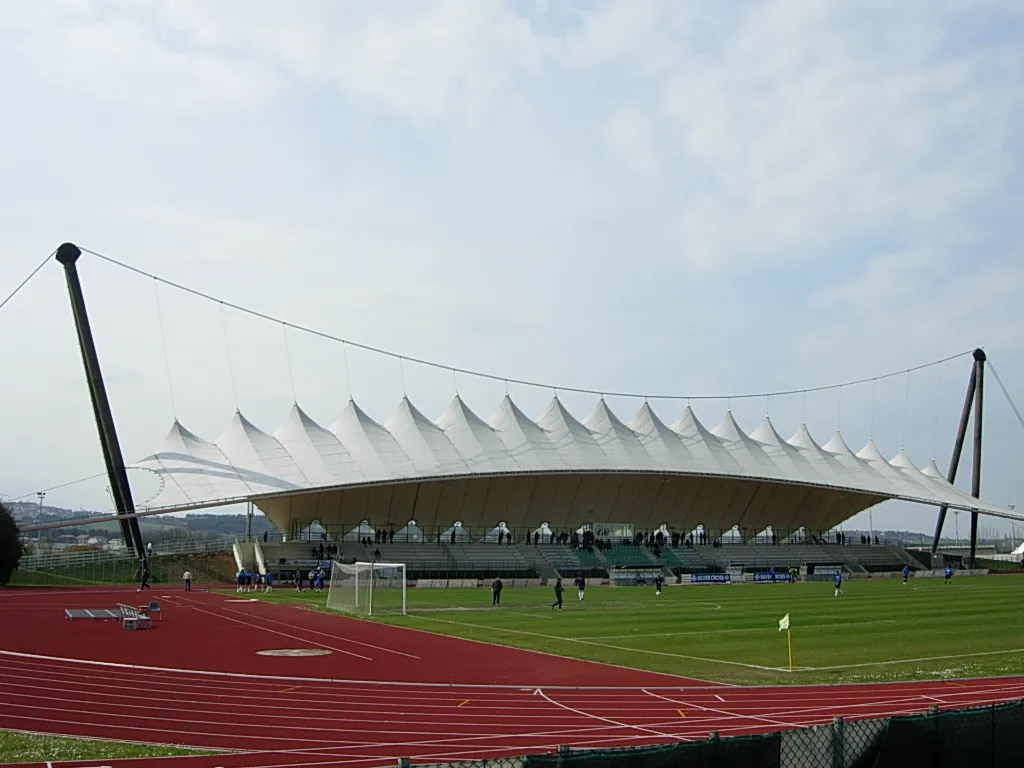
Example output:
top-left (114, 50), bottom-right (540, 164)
top-left (0, 502), bottom-right (27, 586)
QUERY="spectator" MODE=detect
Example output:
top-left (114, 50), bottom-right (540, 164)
top-left (183, 570), bottom-right (192, 591)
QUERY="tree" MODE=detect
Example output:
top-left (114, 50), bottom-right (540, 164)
top-left (0, 501), bottom-right (26, 586)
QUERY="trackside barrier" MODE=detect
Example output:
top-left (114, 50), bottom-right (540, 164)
top-left (915, 568), bottom-right (989, 578)
top-left (411, 700), bottom-right (1024, 768)
top-left (689, 573), bottom-right (731, 584)
top-left (752, 572), bottom-right (794, 583)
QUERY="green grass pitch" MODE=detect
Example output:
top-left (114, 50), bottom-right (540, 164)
top-left (254, 575), bottom-right (1024, 686)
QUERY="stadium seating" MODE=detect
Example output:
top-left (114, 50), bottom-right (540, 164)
top-left (261, 536), bottom-right (921, 582)
top-left (603, 544), bottom-right (658, 568)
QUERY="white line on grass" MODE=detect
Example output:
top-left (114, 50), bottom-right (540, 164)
top-left (574, 619), bottom-right (897, 641)
top-left (411, 615), bottom-right (788, 673)
top-left (800, 646), bottom-right (1024, 672)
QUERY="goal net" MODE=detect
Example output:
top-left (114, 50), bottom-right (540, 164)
top-left (326, 561), bottom-right (407, 616)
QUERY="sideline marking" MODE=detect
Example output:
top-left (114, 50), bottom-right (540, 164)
top-left (533, 688), bottom-right (685, 742)
top-left (161, 598), bottom-right (373, 662)
top-left (203, 598), bottom-right (420, 660)
top-left (800, 647), bottom-right (1024, 672)
top-left (577, 619), bottom-right (897, 641)
top-left (413, 615), bottom-right (787, 672)
top-left (644, 689), bottom-right (794, 729)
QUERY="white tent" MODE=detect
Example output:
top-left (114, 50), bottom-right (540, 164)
top-left (342, 521), bottom-right (373, 542)
top-left (132, 395), bottom-right (1019, 534)
top-left (393, 521), bottom-right (425, 543)
top-left (440, 522), bottom-right (471, 543)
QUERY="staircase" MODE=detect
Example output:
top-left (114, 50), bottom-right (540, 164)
top-left (513, 544), bottom-right (558, 580)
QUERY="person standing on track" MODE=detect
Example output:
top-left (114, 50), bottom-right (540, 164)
top-left (183, 570), bottom-right (192, 592)
top-left (551, 578), bottom-right (564, 610)
top-left (491, 577), bottom-right (503, 606)
top-left (138, 566), bottom-right (151, 592)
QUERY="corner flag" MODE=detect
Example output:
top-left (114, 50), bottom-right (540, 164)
top-left (779, 614), bottom-right (792, 671)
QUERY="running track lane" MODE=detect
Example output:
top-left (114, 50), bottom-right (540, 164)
top-left (4, 655), bottom-right (1024, 768)
top-left (2, 588), bottom-right (1024, 767)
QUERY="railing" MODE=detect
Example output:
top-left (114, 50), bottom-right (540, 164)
top-left (21, 535), bottom-right (235, 569)
top-left (12, 549), bottom-right (238, 587)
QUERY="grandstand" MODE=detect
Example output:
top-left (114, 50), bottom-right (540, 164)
top-left (254, 530), bottom-right (929, 584)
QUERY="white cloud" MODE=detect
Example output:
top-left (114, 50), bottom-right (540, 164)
top-left (154, 0), bottom-right (548, 119)
top-left (2, 6), bottom-right (279, 112)
top-left (661, 2), bottom-right (1022, 269)
top-left (605, 107), bottom-right (656, 174)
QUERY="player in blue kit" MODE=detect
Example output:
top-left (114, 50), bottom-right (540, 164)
top-left (944, 565), bottom-right (953, 584)
top-left (834, 572), bottom-right (844, 597)
top-left (902, 565), bottom-right (910, 585)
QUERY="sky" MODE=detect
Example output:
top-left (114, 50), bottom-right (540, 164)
top-left (1, 0), bottom-right (1022, 538)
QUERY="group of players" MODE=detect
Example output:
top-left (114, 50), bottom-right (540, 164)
top-left (490, 571), bottom-right (666, 610)
top-left (234, 568), bottom-right (273, 592)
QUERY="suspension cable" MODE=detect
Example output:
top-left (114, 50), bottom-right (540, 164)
top-left (989, 360), bottom-right (1024, 433)
top-left (0, 250), bottom-right (56, 314)
top-left (77, 245), bottom-right (976, 402)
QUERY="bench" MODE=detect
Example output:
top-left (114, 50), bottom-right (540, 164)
top-left (64, 608), bottom-right (120, 621)
top-left (118, 603), bottom-right (152, 631)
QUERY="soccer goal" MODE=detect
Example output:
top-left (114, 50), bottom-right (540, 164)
top-left (326, 561), bottom-right (407, 616)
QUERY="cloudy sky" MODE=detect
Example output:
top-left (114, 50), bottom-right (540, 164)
top-left (1, 0), bottom-right (1022, 537)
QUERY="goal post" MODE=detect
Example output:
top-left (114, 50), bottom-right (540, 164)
top-left (326, 561), bottom-right (407, 616)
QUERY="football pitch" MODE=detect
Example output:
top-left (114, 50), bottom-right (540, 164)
top-left (254, 575), bottom-right (1024, 686)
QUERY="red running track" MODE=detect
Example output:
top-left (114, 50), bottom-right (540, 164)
top-left (1, 587), bottom-right (1023, 768)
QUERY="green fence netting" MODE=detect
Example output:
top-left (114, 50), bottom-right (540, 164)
top-left (524, 733), bottom-right (783, 768)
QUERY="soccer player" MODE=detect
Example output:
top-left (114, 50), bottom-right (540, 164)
top-left (654, 574), bottom-right (663, 595)
top-left (833, 572), bottom-right (844, 597)
top-left (264, 571), bottom-right (273, 593)
top-left (492, 577), bottom-right (503, 605)
top-left (902, 565), bottom-right (910, 585)
top-left (574, 572), bottom-right (585, 601)
top-left (551, 578), bottom-right (564, 610)
top-left (944, 565), bottom-right (953, 584)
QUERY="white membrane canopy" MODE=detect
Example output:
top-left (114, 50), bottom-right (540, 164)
top-left (133, 395), bottom-right (1016, 533)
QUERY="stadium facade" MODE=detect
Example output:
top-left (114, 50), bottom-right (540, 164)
top-left (133, 394), bottom-right (1014, 541)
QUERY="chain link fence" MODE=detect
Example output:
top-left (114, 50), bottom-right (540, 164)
top-left (10, 550), bottom-right (237, 586)
top-left (407, 700), bottom-right (1024, 768)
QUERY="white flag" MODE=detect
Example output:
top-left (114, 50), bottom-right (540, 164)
top-left (779, 614), bottom-right (790, 632)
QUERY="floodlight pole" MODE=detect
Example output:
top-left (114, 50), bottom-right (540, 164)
top-left (930, 348), bottom-right (985, 567)
top-left (55, 243), bottom-right (146, 562)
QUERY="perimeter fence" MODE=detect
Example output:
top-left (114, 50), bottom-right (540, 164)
top-left (413, 699), bottom-right (1024, 768)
